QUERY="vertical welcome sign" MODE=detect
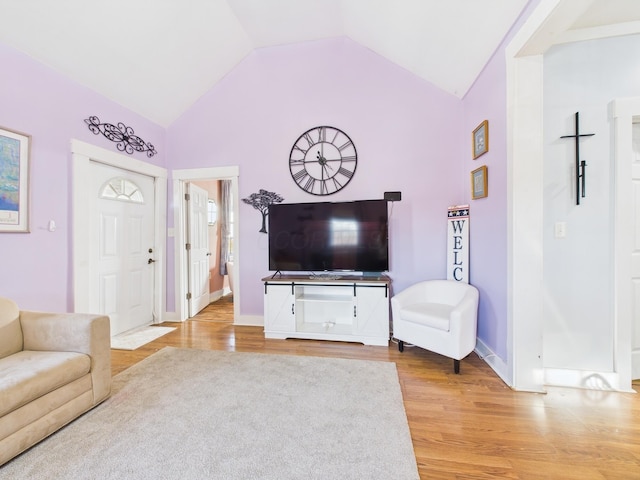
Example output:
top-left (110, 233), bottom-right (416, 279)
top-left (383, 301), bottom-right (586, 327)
top-left (447, 205), bottom-right (469, 283)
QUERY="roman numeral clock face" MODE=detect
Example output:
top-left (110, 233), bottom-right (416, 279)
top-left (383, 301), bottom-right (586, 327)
top-left (289, 126), bottom-right (357, 196)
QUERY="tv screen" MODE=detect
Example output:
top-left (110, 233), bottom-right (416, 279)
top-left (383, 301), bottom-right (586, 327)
top-left (268, 200), bottom-right (389, 273)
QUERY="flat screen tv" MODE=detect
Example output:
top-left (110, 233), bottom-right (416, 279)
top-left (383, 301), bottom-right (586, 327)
top-left (268, 199), bottom-right (389, 273)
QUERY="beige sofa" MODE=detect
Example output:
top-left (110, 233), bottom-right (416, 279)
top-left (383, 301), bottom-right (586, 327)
top-left (0, 297), bottom-right (111, 466)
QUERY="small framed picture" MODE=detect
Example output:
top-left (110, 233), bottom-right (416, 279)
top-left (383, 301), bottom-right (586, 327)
top-left (0, 126), bottom-right (31, 232)
top-left (471, 165), bottom-right (488, 200)
top-left (472, 120), bottom-right (489, 159)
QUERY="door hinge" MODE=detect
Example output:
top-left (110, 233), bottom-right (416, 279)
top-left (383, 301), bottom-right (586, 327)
top-left (186, 292), bottom-right (192, 300)
top-left (184, 193), bottom-right (190, 201)
top-left (185, 243), bottom-right (191, 250)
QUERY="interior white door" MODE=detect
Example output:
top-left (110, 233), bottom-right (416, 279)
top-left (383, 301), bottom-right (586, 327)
top-left (632, 121), bottom-right (640, 380)
top-left (91, 162), bottom-right (155, 336)
top-left (188, 183), bottom-right (211, 316)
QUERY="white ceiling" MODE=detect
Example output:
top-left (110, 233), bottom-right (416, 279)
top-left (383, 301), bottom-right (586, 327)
top-left (0, 0), bottom-right (638, 127)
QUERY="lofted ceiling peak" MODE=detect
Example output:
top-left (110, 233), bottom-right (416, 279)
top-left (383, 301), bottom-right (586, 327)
top-left (1, 1), bottom-right (636, 127)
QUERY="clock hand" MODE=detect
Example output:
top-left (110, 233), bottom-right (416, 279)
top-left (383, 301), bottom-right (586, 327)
top-left (323, 158), bottom-right (335, 170)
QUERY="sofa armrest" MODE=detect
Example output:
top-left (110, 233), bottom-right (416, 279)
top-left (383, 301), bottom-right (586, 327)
top-left (20, 311), bottom-right (112, 403)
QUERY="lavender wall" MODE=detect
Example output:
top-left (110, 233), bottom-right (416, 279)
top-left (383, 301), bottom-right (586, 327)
top-left (461, 0), bottom-right (540, 361)
top-left (0, 43), bottom-right (165, 312)
top-left (0, 26), bottom-right (529, 363)
top-left (167, 37), bottom-right (464, 317)
top-left (462, 52), bottom-right (509, 360)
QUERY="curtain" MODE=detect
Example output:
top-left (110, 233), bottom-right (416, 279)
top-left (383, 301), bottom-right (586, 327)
top-left (219, 180), bottom-right (232, 276)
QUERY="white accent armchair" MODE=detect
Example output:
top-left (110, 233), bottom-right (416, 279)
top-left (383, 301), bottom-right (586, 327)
top-left (391, 280), bottom-right (479, 373)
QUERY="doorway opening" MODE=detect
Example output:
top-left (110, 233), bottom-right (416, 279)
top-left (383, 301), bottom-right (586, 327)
top-left (173, 167), bottom-right (240, 322)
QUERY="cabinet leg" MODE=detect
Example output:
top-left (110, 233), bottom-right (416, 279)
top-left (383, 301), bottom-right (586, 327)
top-left (398, 340), bottom-right (404, 352)
top-left (454, 359), bottom-right (460, 374)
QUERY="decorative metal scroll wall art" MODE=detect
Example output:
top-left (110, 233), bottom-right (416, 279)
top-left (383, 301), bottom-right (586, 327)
top-left (84, 116), bottom-right (157, 157)
top-left (560, 112), bottom-right (594, 205)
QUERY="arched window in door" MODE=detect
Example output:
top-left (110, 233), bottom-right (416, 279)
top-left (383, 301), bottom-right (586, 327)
top-left (99, 177), bottom-right (145, 203)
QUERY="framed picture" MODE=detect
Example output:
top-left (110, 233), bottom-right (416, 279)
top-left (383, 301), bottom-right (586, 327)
top-left (0, 126), bottom-right (31, 232)
top-left (471, 165), bottom-right (488, 200)
top-left (472, 120), bottom-right (489, 159)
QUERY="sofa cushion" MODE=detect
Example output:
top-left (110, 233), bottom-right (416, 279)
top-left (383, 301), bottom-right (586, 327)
top-left (399, 302), bottom-right (452, 332)
top-left (0, 350), bottom-right (91, 417)
top-left (0, 298), bottom-right (22, 360)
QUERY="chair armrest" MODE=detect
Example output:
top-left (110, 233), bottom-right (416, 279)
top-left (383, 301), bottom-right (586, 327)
top-left (450, 288), bottom-right (479, 330)
top-left (20, 311), bottom-right (112, 403)
top-left (453, 288), bottom-right (480, 314)
top-left (392, 282), bottom-right (428, 306)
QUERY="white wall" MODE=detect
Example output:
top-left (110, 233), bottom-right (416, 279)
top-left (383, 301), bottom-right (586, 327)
top-left (634, 122), bottom-right (640, 162)
top-left (543, 34), bottom-right (640, 372)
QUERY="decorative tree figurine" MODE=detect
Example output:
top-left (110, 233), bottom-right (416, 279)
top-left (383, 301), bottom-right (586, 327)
top-left (242, 189), bottom-right (284, 233)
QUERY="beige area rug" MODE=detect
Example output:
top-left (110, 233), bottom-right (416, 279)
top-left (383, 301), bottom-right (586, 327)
top-left (0, 347), bottom-right (419, 480)
top-left (110, 325), bottom-right (176, 350)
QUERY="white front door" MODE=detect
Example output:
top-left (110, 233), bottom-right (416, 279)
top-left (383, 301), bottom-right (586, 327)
top-left (91, 162), bottom-right (156, 335)
top-left (188, 183), bottom-right (211, 316)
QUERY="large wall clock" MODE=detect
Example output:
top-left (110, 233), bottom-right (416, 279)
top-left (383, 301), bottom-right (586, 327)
top-left (289, 126), bottom-right (357, 196)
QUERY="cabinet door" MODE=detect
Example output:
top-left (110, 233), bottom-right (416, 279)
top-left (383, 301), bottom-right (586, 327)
top-left (354, 285), bottom-right (389, 338)
top-left (264, 283), bottom-right (295, 332)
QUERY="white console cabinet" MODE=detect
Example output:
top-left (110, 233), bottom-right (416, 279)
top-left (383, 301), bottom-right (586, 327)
top-left (262, 274), bottom-right (391, 346)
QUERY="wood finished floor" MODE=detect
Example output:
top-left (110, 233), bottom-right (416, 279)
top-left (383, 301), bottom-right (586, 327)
top-left (111, 296), bottom-right (640, 479)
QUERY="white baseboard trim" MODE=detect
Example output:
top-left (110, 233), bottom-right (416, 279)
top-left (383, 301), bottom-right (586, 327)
top-left (159, 311), bottom-right (182, 322)
top-left (234, 314), bottom-right (263, 327)
top-left (475, 338), bottom-right (635, 393)
top-left (159, 311), bottom-right (260, 326)
top-left (209, 289), bottom-right (224, 303)
top-left (544, 367), bottom-right (635, 393)
top-left (474, 338), bottom-right (512, 388)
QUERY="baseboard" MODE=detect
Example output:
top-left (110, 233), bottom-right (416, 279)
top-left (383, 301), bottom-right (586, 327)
top-left (209, 289), bottom-right (224, 303)
top-left (544, 367), bottom-right (635, 393)
top-left (159, 310), bottom-right (260, 326)
top-left (474, 338), bottom-right (512, 388)
top-left (234, 314), bottom-right (263, 327)
top-left (159, 311), bottom-right (181, 322)
top-left (474, 338), bottom-right (635, 392)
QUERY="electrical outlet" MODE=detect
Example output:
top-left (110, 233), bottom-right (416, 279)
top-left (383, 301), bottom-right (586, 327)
top-left (554, 222), bottom-right (566, 238)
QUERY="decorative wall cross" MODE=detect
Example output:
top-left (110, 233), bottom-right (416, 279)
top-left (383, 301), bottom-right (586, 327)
top-left (560, 112), bottom-right (594, 205)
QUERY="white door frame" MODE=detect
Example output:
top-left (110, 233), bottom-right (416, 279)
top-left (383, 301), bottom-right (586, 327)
top-left (173, 167), bottom-right (240, 323)
top-left (506, 0), bottom-right (638, 392)
top-left (71, 139), bottom-right (168, 322)
top-left (611, 96), bottom-right (640, 386)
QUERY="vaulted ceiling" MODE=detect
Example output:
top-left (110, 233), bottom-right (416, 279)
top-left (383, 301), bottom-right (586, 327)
top-left (0, 0), bottom-right (638, 127)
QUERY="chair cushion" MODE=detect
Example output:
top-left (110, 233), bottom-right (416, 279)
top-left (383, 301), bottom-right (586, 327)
top-left (399, 302), bottom-right (452, 332)
top-left (0, 350), bottom-right (91, 417)
top-left (0, 297), bottom-right (22, 359)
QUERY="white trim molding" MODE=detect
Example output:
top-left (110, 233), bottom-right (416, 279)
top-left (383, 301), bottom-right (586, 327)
top-left (71, 139), bottom-right (168, 323)
top-left (172, 166), bottom-right (241, 324)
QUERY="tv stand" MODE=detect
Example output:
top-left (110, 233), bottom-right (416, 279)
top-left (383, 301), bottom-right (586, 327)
top-left (262, 274), bottom-right (391, 346)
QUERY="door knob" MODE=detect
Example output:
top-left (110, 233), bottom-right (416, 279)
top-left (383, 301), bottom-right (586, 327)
top-left (148, 258), bottom-right (156, 264)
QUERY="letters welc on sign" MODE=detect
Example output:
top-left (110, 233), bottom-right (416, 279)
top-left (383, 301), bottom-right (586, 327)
top-left (447, 205), bottom-right (469, 283)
